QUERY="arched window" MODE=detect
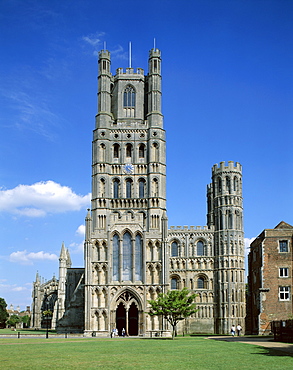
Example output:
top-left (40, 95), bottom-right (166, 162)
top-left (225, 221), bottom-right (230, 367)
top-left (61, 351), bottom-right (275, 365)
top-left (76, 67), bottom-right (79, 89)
top-left (152, 142), bottom-right (159, 162)
top-left (228, 210), bottom-right (233, 229)
top-left (123, 85), bottom-right (136, 118)
top-left (123, 86), bottom-right (136, 107)
top-left (197, 241), bottom-right (204, 256)
top-left (152, 178), bottom-right (158, 197)
top-left (171, 277), bottom-right (178, 290)
top-left (226, 177), bottom-right (231, 194)
top-left (126, 179), bottom-right (133, 198)
top-left (218, 177), bottom-right (222, 194)
top-left (113, 144), bottom-right (119, 159)
top-left (171, 241), bottom-right (178, 257)
top-left (112, 234), bottom-right (119, 281)
top-left (135, 234), bottom-right (143, 281)
top-left (197, 277), bottom-right (205, 289)
top-left (139, 179), bottom-right (146, 198)
top-left (233, 176), bottom-right (238, 192)
top-left (219, 210), bottom-right (223, 230)
top-left (126, 144), bottom-right (132, 158)
top-left (100, 178), bottom-right (105, 197)
top-left (113, 179), bottom-right (120, 199)
top-left (139, 144), bottom-right (145, 158)
top-left (122, 232), bottom-right (132, 281)
top-left (100, 143), bottom-right (106, 162)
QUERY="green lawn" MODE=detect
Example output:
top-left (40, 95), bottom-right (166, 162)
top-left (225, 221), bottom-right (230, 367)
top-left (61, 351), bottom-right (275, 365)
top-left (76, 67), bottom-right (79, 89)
top-left (0, 336), bottom-right (292, 369)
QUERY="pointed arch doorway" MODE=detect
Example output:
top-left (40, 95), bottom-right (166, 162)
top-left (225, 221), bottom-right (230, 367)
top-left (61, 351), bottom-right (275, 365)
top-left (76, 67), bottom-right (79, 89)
top-left (115, 292), bottom-right (139, 336)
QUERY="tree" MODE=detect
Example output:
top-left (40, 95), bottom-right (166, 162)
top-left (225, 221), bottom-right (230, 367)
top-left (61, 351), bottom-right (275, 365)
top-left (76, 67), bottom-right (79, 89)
top-left (21, 315), bottom-right (31, 328)
top-left (7, 314), bottom-right (21, 328)
top-left (148, 288), bottom-right (197, 339)
top-left (0, 298), bottom-right (9, 328)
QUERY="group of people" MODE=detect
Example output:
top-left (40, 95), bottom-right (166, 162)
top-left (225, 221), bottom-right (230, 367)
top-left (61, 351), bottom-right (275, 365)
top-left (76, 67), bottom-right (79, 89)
top-left (111, 327), bottom-right (126, 338)
top-left (231, 324), bottom-right (242, 336)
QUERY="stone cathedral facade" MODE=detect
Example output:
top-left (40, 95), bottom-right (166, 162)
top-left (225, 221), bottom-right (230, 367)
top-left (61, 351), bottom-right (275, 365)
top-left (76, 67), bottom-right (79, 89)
top-left (31, 47), bottom-right (245, 336)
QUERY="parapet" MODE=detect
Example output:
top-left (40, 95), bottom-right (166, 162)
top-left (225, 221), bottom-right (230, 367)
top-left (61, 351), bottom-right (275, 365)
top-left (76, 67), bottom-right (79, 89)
top-left (149, 48), bottom-right (161, 58)
top-left (212, 161), bottom-right (242, 175)
top-left (98, 50), bottom-right (111, 60)
top-left (169, 225), bottom-right (212, 232)
top-left (116, 67), bottom-right (144, 75)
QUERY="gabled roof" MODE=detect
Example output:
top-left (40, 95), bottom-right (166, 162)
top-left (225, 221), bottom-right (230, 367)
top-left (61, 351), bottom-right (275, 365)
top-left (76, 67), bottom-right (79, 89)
top-left (274, 221), bottom-right (293, 229)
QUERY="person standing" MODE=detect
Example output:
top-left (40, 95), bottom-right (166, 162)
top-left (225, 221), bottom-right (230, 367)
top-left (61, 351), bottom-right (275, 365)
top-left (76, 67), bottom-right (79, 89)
top-left (231, 325), bottom-right (236, 336)
top-left (236, 324), bottom-right (242, 336)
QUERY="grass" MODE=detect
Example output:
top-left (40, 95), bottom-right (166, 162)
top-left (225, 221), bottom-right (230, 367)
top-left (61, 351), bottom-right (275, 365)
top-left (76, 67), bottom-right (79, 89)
top-left (0, 336), bottom-right (293, 369)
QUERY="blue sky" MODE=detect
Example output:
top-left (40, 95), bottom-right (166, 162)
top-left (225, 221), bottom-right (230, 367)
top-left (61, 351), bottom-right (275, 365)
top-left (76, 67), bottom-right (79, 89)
top-left (0, 0), bottom-right (292, 310)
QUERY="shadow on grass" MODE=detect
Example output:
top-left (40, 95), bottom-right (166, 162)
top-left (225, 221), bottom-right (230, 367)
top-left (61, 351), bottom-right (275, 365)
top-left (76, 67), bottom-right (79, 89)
top-left (253, 346), bottom-right (293, 358)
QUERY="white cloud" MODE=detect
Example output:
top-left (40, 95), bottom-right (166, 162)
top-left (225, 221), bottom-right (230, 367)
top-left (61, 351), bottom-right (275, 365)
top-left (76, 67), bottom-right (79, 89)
top-left (0, 282), bottom-right (29, 292)
top-left (11, 286), bottom-right (27, 292)
top-left (244, 237), bottom-right (256, 256)
top-left (69, 241), bottom-right (84, 254)
top-left (0, 88), bottom-right (60, 140)
top-left (0, 181), bottom-right (91, 217)
top-left (9, 250), bottom-right (58, 265)
top-left (82, 32), bottom-right (105, 48)
top-left (76, 224), bottom-right (85, 237)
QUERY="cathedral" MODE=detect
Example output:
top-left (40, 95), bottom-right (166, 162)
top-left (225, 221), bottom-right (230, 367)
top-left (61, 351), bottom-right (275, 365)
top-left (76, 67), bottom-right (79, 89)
top-left (31, 47), bottom-right (245, 336)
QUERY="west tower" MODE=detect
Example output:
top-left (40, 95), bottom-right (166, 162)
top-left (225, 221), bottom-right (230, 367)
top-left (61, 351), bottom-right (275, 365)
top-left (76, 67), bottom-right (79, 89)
top-left (84, 48), bottom-right (169, 337)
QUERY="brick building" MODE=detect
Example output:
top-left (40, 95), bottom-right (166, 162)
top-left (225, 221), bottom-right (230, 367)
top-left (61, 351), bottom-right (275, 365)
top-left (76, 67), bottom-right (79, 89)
top-left (246, 221), bottom-right (293, 334)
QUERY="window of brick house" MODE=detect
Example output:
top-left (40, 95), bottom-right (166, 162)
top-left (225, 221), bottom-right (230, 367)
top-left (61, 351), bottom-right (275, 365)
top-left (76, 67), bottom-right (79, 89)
top-left (279, 268), bottom-right (289, 278)
top-left (279, 240), bottom-right (289, 253)
top-left (279, 286), bottom-right (290, 301)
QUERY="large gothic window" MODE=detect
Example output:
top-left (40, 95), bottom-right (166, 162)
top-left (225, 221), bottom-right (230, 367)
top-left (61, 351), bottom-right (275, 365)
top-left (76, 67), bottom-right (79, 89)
top-left (135, 234), bottom-right (143, 281)
top-left (113, 234), bottom-right (119, 281)
top-left (124, 86), bottom-right (136, 107)
top-left (123, 85), bottom-right (136, 117)
top-left (122, 232), bottom-right (132, 281)
top-left (112, 232), bottom-right (143, 283)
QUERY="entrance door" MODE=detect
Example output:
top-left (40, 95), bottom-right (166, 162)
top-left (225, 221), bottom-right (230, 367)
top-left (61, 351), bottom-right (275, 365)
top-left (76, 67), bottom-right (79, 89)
top-left (128, 302), bottom-right (138, 336)
top-left (115, 301), bottom-right (139, 336)
top-left (116, 302), bottom-right (126, 336)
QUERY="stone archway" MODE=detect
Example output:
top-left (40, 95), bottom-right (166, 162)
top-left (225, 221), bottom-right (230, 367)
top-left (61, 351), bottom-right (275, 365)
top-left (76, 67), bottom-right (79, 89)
top-left (116, 302), bottom-right (126, 335)
top-left (115, 291), bottom-right (140, 336)
top-left (128, 302), bottom-right (138, 335)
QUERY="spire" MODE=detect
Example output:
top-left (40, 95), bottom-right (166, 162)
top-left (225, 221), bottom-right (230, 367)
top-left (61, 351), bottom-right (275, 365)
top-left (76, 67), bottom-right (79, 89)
top-left (59, 242), bottom-right (67, 260)
top-left (66, 248), bottom-right (72, 268)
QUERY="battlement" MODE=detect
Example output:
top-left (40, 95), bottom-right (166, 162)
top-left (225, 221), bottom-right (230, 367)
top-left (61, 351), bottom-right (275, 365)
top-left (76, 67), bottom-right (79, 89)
top-left (116, 67), bottom-right (144, 76)
top-left (98, 50), bottom-right (110, 59)
top-left (212, 161), bottom-right (242, 174)
top-left (169, 225), bottom-right (213, 232)
top-left (149, 48), bottom-right (161, 57)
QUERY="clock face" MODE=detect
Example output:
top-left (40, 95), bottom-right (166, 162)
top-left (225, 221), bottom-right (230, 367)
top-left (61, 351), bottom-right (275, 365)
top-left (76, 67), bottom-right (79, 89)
top-left (124, 163), bottom-right (134, 174)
